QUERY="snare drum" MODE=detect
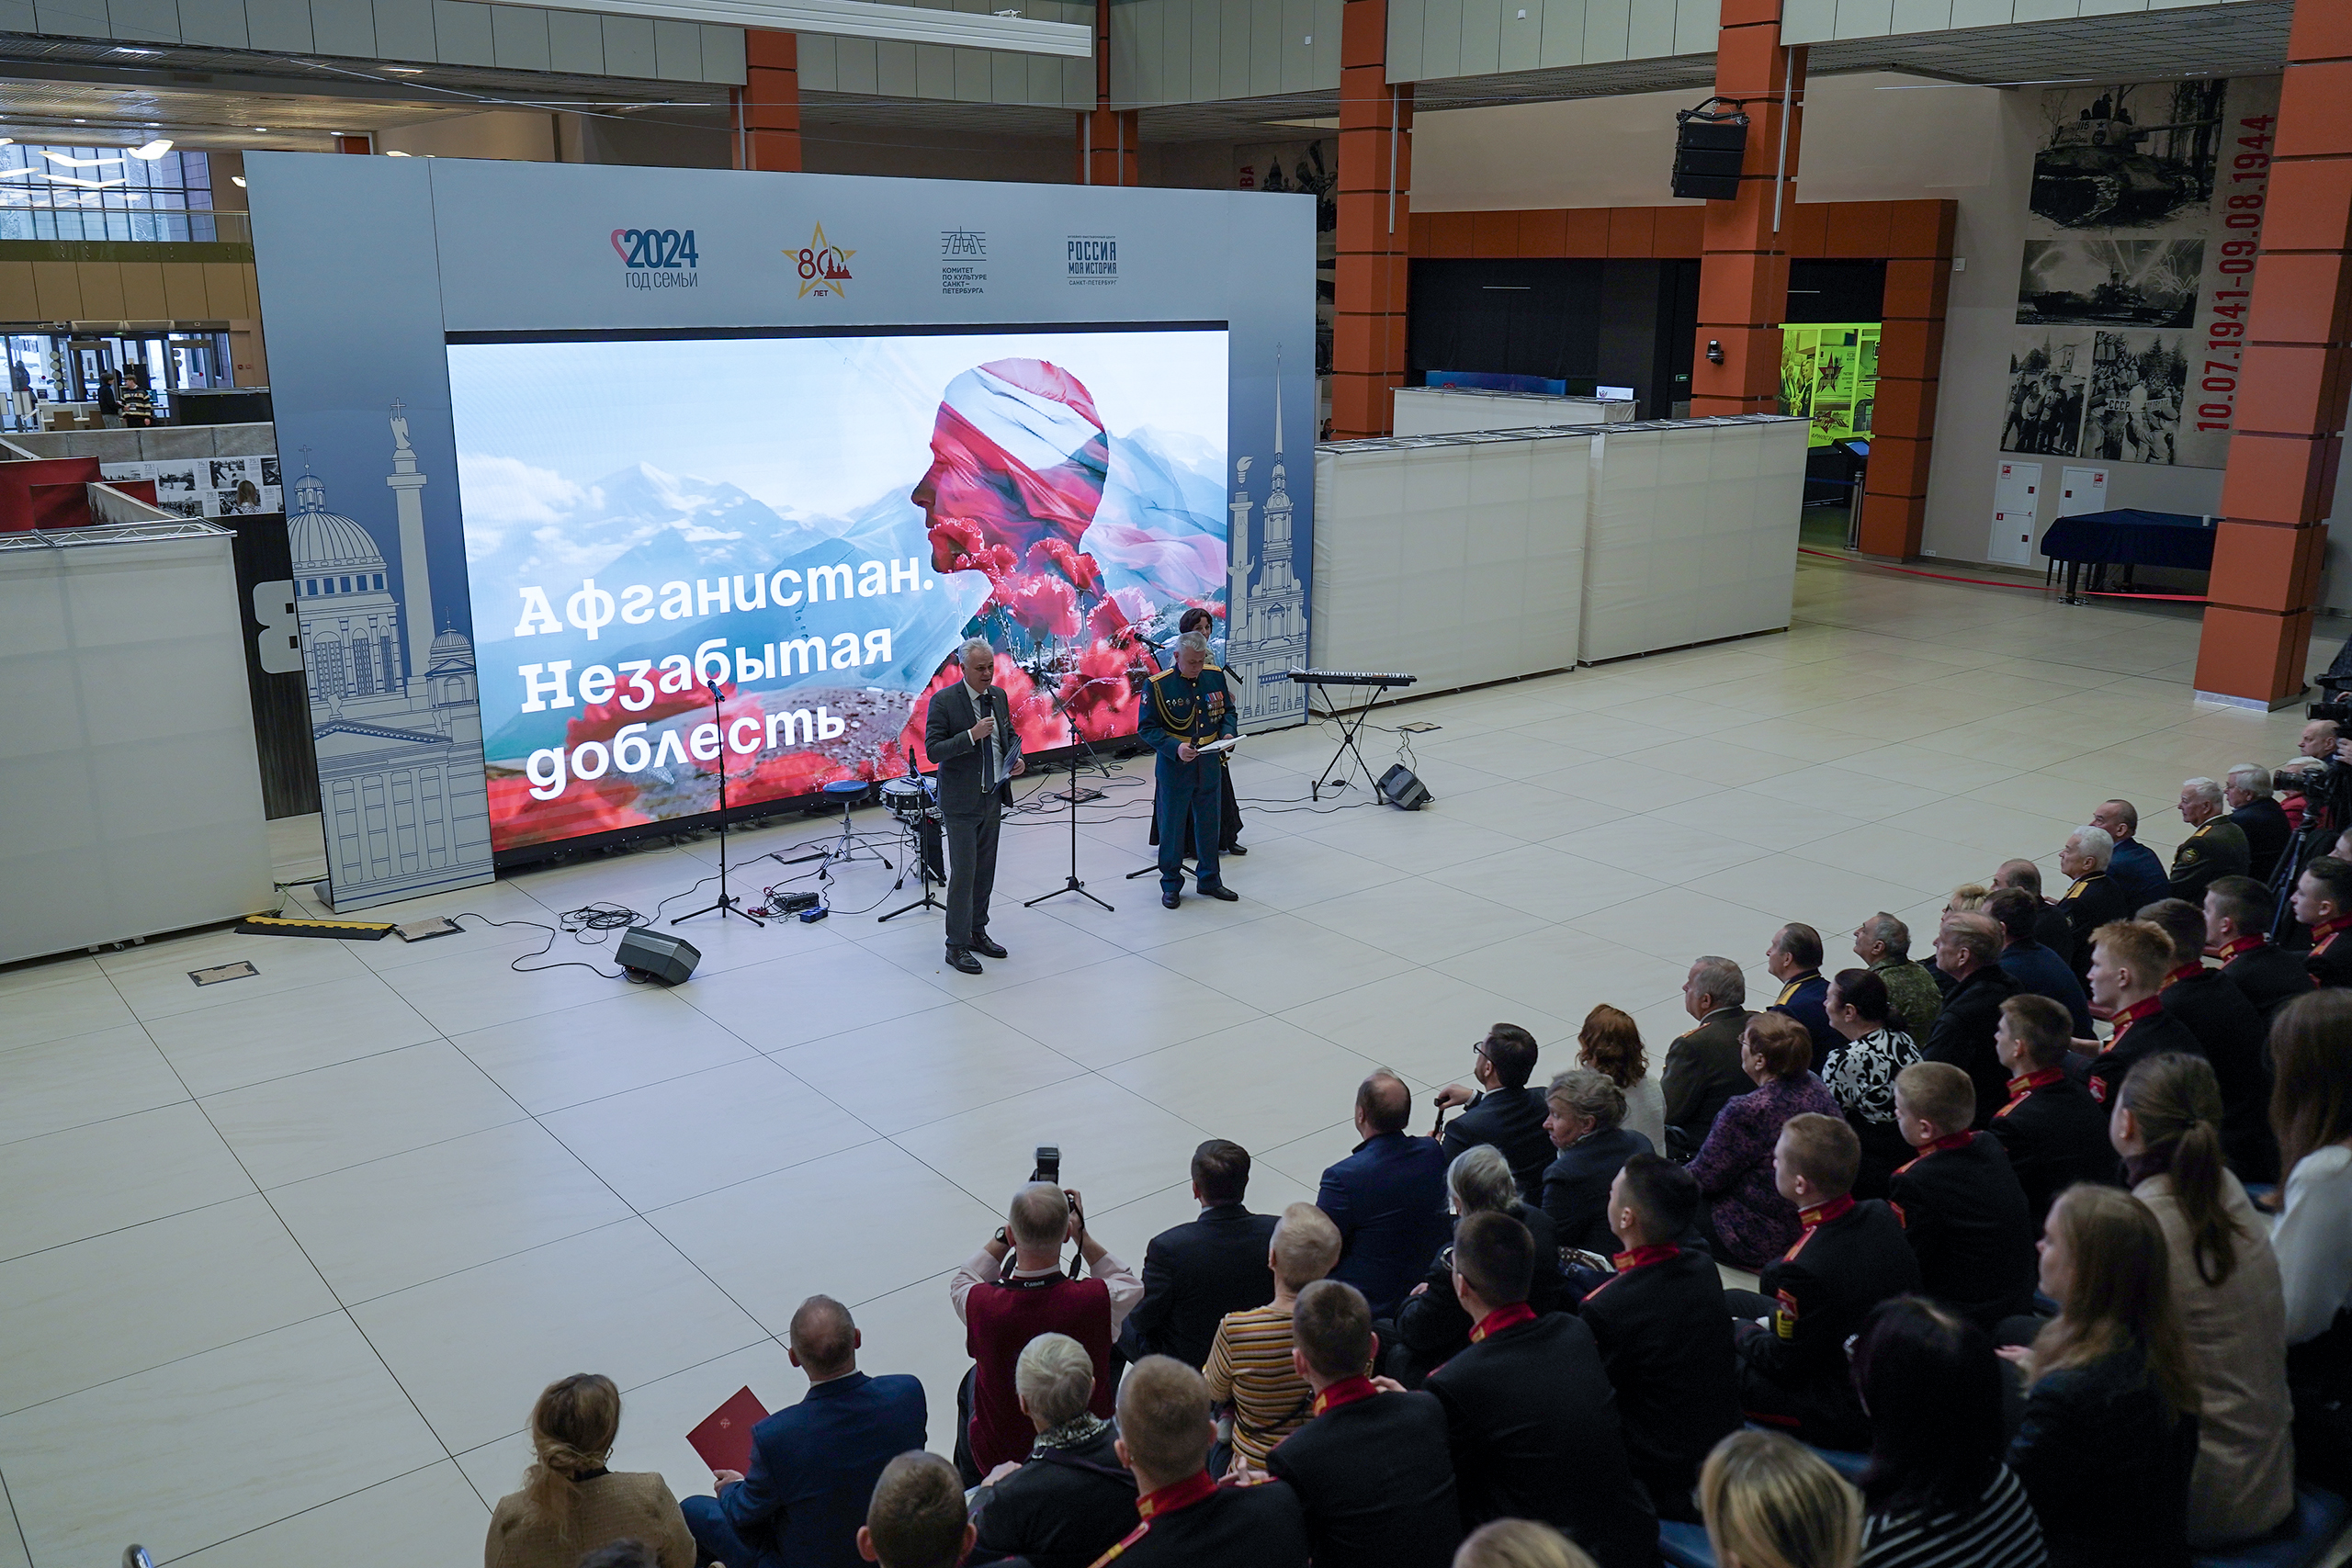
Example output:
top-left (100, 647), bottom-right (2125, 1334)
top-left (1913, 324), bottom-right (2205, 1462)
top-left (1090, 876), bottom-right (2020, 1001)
top-left (880, 776), bottom-right (936, 820)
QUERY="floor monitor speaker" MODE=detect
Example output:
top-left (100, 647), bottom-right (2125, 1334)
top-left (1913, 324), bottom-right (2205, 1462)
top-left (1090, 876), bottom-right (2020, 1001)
top-left (616, 927), bottom-right (700, 985)
top-left (1377, 764), bottom-right (1433, 811)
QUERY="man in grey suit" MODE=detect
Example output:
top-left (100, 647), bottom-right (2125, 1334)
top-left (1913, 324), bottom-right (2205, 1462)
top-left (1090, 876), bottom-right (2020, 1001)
top-left (923, 637), bottom-right (1025, 975)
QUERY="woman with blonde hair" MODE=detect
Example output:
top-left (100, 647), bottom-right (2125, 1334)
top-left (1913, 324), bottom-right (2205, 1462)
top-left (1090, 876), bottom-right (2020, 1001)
top-left (1946, 884), bottom-right (1990, 914)
top-left (2001, 1185), bottom-right (2200, 1568)
top-left (1579, 1004), bottom-right (1663, 1151)
top-left (486, 1373), bottom-right (695, 1568)
top-left (1698, 1427), bottom-right (1862, 1568)
top-left (1453, 1518), bottom-right (1598, 1568)
top-left (2112, 1052), bottom-right (2294, 1547)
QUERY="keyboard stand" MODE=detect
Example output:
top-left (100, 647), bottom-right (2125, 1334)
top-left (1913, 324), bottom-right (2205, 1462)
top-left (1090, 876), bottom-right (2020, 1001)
top-left (1309, 682), bottom-right (1395, 801)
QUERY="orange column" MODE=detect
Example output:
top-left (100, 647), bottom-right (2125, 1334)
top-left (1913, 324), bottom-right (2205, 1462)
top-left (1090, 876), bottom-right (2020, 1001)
top-left (2197, 1), bottom-right (2351, 705)
top-left (334, 135), bottom-right (371, 154)
top-left (1856, 201), bottom-right (1957, 558)
top-left (734, 29), bottom-right (802, 172)
top-left (1689, 2), bottom-right (1804, 416)
top-left (1329, 0), bottom-right (1410, 438)
top-left (1075, 0), bottom-right (1138, 184)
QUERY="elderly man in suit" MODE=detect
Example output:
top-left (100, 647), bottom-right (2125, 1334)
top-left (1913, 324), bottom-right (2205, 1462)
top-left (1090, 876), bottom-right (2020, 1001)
top-left (684, 1295), bottom-right (928, 1568)
top-left (2091, 798), bottom-right (2170, 909)
top-left (1315, 1070), bottom-right (1452, 1317)
top-left (924, 637), bottom-right (1025, 976)
top-left (2225, 764), bottom-right (2290, 884)
top-left (1663, 956), bottom-right (1752, 1160)
top-left (1923, 912), bottom-right (2020, 1129)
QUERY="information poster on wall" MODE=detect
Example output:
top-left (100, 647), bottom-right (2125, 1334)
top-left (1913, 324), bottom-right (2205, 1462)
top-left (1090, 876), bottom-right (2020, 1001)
top-left (100, 455), bottom-right (282, 517)
top-left (1779, 322), bottom-right (1880, 447)
top-left (2003, 76), bottom-right (2280, 468)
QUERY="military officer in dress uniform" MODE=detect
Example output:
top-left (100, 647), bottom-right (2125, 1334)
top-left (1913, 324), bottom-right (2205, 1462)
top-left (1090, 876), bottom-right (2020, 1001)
top-left (1140, 631), bottom-right (1238, 909)
top-left (2167, 776), bottom-right (2251, 901)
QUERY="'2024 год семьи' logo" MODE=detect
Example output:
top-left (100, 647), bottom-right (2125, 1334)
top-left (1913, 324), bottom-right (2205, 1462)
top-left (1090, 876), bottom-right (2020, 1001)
top-left (611, 227), bottom-right (699, 289)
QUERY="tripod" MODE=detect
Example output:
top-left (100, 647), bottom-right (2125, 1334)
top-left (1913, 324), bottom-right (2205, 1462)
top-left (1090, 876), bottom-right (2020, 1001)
top-left (673, 677), bottom-right (764, 928)
top-left (877, 791), bottom-right (947, 924)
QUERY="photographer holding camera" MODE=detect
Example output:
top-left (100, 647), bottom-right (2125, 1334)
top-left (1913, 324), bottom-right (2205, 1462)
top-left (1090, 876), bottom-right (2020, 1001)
top-left (950, 1155), bottom-right (1141, 1485)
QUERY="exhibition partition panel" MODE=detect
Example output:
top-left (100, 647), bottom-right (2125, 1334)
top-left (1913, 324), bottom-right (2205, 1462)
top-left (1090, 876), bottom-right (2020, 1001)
top-left (246, 154), bottom-right (1316, 910)
top-left (0, 524), bottom-right (274, 964)
top-left (1391, 387), bottom-right (1636, 436)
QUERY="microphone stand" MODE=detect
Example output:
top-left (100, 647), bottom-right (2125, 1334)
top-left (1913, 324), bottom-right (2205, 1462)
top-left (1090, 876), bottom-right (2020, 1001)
top-left (673, 677), bottom-right (764, 927)
top-left (1024, 677), bottom-right (1115, 912)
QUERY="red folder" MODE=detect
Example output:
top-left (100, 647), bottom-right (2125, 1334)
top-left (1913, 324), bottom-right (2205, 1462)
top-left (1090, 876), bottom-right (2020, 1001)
top-left (687, 1387), bottom-right (770, 1475)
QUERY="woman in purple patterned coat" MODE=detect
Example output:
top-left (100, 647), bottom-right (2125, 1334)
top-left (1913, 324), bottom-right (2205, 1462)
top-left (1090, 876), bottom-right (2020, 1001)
top-left (1687, 1011), bottom-right (1843, 1269)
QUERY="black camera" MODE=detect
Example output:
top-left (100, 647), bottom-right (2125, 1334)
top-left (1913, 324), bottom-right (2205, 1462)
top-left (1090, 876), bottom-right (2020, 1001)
top-left (2310, 702), bottom-right (2352, 724)
top-left (1032, 1145), bottom-right (1060, 1184)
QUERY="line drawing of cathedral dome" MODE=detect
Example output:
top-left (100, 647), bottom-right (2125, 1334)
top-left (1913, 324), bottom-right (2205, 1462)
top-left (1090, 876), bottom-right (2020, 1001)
top-left (425, 626), bottom-right (474, 673)
top-left (288, 473), bottom-right (390, 581)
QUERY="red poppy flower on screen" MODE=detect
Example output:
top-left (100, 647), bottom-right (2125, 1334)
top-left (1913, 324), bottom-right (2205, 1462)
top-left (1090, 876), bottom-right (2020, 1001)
top-left (1001, 572), bottom-right (1080, 638)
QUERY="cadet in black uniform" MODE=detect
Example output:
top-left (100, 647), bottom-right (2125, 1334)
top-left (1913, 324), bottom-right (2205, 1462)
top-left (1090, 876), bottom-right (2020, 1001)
top-left (2140, 897), bottom-right (2278, 1183)
top-left (2206, 875), bottom-right (2313, 1021)
top-left (1731, 1112), bottom-right (1920, 1450)
top-left (1092, 1356), bottom-right (1308, 1568)
top-left (2291, 856), bottom-right (2352, 987)
top-left (1887, 1062), bottom-right (2038, 1332)
top-left (1987, 994), bottom-right (2114, 1226)
top-left (1138, 631), bottom-right (1238, 909)
top-left (2082, 919), bottom-right (2206, 1110)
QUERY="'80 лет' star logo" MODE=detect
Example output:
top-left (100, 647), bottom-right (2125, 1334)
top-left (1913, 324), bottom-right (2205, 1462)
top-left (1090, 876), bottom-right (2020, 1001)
top-left (793, 223), bottom-right (854, 299)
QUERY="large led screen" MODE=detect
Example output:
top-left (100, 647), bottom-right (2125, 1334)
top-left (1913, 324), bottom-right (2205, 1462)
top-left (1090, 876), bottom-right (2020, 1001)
top-left (449, 326), bottom-right (1229, 853)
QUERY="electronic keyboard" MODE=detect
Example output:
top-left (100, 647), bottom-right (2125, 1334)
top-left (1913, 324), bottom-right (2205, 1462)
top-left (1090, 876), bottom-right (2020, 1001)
top-left (1286, 669), bottom-right (1418, 688)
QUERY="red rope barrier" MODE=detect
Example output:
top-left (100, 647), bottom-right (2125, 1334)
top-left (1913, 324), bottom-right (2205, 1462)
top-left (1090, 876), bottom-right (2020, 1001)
top-left (1796, 547), bottom-right (2208, 604)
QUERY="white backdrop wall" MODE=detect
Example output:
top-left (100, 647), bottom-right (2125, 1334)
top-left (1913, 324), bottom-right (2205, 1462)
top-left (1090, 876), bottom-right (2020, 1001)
top-left (1393, 388), bottom-right (1635, 435)
top-left (0, 529), bottom-right (273, 964)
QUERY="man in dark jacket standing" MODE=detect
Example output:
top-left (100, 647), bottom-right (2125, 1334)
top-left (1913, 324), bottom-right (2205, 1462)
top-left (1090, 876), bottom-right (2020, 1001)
top-left (1663, 956), bottom-right (1753, 1159)
top-left (1923, 913), bottom-right (2022, 1130)
top-left (924, 637), bottom-right (1024, 975)
top-left (1425, 1212), bottom-right (1658, 1568)
top-left (1430, 1023), bottom-right (1553, 1203)
top-left (2225, 765), bottom-right (2291, 884)
top-left (1263, 1280), bottom-right (1461, 1568)
top-left (1578, 1155), bottom-right (1742, 1521)
top-left (1122, 1139), bottom-right (1278, 1369)
top-left (1315, 1071), bottom-right (1450, 1318)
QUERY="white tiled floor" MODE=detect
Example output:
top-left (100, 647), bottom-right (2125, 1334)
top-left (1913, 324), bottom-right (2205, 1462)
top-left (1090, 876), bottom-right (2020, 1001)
top-left (2, 553), bottom-right (2344, 1565)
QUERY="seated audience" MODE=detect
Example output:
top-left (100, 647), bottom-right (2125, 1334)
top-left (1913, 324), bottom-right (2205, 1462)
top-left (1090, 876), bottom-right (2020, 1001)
top-left (1540, 1067), bottom-right (1654, 1254)
top-left (2090, 798), bottom-right (2170, 909)
top-left (1766, 922), bottom-right (1838, 1066)
top-left (966, 1333), bottom-right (1136, 1568)
top-left (1433, 1023), bottom-right (1553, 1203)
top-left (2139, 897), bottom-right (2278, 1181)
top-left (1851, 911), bottom-right (1942, 1039)
top-left (1734, 1114), bottom-right (1921, 1450)
top-left (2111, 1052), bottom-right (2295, 1549)
top-left (683, 1297), bottom-right (926, 1568)
top-left (1317, 1069), bottom-right (1452, 1317)
top-left (486, 1374), bottom-right (695, 1568)
top-left (1453, 1520), bottom-right (1596, 1568)
top-left (1101, 1356), bottom-right (1309, 1566)
top-left (1424, 1211), bottom-right (1657, 1568)
top-left (1395, 1145), bottom-right (1563, 1385)
top-left (1697, 1429), bottom-right (1863, 1568)
top-left (1987, 995), bottom-right (2112, 1225)
top-left (1984, 886), bottom-right (2093, 1038)
top-left (1204, 1201), bottom-right (1341, 1470)
top-left (2291, 855), bottom-right (2352, 987)
top-left (2205, 874), bottom-right (2311, 1021)
top-left (1993, 860), bottom-right (2076, 971)
top-left (2223, 763), bottom-right (2290, 885)
top-left (2081, 919), bottom-right (2204, 1110)
top-left (1264, 1279), bottom-right (1463, 1568)
top-left (2001, 1184), bottom-right (2200, 1568)
top-left (857, 1453), bottom-right (970, 1568)
top-left (1689, 1013), bottom-right (1843, 1269)
top-left (1579, 1004), bottom-right (1664, 1153)
top-left (1123, 1139), bottom-right (1278, 1370)
top-left (1888, 1063), bottom-right (2037, 1331)
top-left (1664, 956), bottom-right (1755, 1159)
top-left (952, 1183), bottom-right (1138, 1481)
top-left (2267, 990), bottom-right (2352, 1493)
top-left (1820, 968), bottom-right (1920, 1199)
top-left (2054, 827), bottom-right (2131, 987)
top-left (1579, 1154), bottom-right (1743, 1522)
top-left (1922, 912), bottom-right (2020, 1127)
top-left (2167, 776), bottom-right (2251, 898)
top-left (1849, 1298), bottom-right (2045, 1568)
top-left (1946, 883), bottom-right (1990, 915)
